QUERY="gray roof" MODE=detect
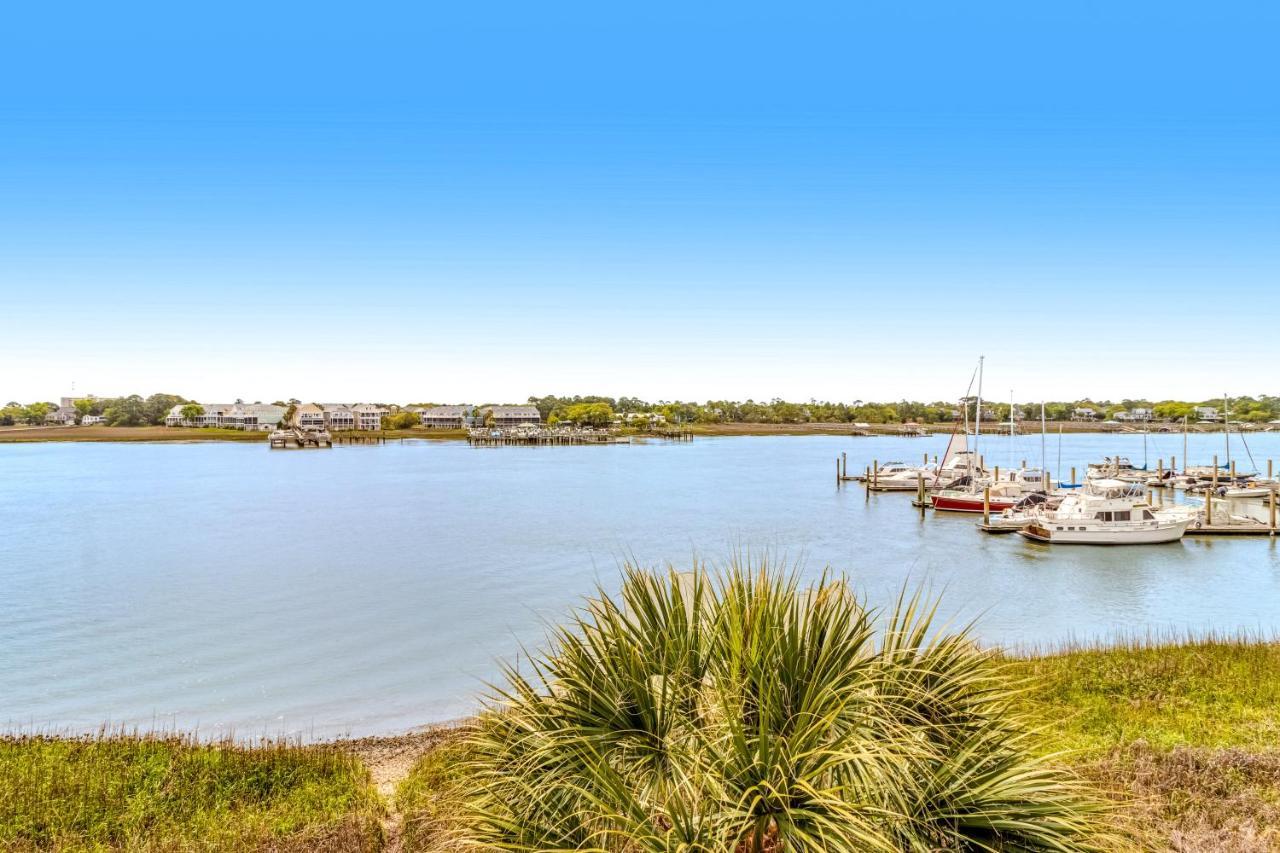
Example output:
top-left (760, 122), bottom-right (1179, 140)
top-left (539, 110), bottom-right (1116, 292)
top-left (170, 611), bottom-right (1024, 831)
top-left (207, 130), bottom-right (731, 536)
top-left (422, 405), bottom-right (473, 417)
top-left (484, 405), bottom-right (541, 418)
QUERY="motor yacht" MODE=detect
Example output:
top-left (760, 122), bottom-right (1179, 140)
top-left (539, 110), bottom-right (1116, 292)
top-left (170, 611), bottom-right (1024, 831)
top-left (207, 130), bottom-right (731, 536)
top-left (1019, 479), bottom-right (1191, 544)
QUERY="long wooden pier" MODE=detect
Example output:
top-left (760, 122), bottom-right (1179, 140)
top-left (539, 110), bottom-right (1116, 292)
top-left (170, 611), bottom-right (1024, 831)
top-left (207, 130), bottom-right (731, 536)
top-left (468, 428), bottom-right (632, 447)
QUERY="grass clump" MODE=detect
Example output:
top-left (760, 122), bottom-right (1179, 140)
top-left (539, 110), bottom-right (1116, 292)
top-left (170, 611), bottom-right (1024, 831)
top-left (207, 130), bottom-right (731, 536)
top-left (456, 562), bottom-right (1111, 851)
top-left (0, 733), bottom-right (384, 851)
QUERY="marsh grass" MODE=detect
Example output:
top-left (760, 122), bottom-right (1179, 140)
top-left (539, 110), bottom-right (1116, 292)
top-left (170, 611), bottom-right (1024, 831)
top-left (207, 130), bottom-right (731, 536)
top-left (0, 732), bottom-right (384, 851)
top-left (1009, 634), bottom-right (1280, 754)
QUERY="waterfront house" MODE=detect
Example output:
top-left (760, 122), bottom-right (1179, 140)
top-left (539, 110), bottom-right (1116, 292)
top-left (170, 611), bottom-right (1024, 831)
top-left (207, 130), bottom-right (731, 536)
top-left (167, 403), bottom-right (285, 430)
top-left (292, 403), bottom-right (326, 429)
top-left (1195, 406), bottom-right (1222, 422)
top-left (419, 405), bottom-right (474, 429)
top-left (321, 404), bottom-right (356, 431)
top-left (482, 405), bottom-right (542, 427)
top-left (1072, 407), bottom-right (1098, 421)
top-left (352, 403), bottom-right (389, 431)
top-left (622, 412), bottom-right (667, 428)
top-left (81, 414), bottom-right (106, 426)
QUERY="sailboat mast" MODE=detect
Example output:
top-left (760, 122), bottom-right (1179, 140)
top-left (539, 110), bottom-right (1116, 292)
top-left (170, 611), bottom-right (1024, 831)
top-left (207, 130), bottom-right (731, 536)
top-left (1224, 392), bottom-right (1232, 473)
top-left (974, 356), bottom-right (983, 469)
top-left (1183, 415), bottom-right (1188, 474)
top-left (1040, 400), bottom-right (1047, 472)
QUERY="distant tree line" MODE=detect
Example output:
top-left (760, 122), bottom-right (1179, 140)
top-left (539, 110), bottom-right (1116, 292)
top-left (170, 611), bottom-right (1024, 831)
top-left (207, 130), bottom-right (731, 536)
top-left (526, 394), bottom-right (1280, 425)
top-left (0, 393), bottom-right (191, 427)
top-left (5, 392), bottom-right (1279, 428)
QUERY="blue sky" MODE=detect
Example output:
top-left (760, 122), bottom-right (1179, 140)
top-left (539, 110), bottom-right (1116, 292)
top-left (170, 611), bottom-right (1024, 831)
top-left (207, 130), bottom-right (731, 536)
top-left (2, 2), bottom-right (1277, 404)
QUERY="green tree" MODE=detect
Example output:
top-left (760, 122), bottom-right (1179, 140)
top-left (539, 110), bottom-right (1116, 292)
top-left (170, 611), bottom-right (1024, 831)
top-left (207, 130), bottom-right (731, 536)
top-left (179, 403), bottom-right (205, 425)
top-left (103, 395), bottom-right (147, 427)
top-left (384, 411), bottom-right (420, 430)
top-left (23, 402), bottom-right (51, 425)
top-left (561, 402), bottom-right (614, 427)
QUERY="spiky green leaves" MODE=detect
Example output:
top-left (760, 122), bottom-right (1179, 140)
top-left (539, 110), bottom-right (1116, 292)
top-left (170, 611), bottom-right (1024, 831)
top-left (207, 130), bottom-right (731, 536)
top-left (464, 563), bottom-right (1110, 851)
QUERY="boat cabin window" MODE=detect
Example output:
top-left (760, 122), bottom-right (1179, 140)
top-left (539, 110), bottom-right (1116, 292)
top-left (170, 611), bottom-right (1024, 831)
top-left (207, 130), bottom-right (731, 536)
top-left (1093, 511), bottom-right (1133, 522)
top-left (1141, 510), bottom-right (1155, 520)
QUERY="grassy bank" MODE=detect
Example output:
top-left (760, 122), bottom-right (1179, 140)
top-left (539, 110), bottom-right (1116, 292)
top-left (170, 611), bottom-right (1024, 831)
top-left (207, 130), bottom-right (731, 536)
top-left (6, 639), bottom-right (1280, 850)
top-left (0, 734), bottom-right (384, 851)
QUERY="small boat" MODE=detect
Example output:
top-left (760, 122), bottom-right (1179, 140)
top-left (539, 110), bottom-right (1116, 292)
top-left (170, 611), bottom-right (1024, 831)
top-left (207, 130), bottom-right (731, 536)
top-left (1019, 479), bottom-right (1190, 545)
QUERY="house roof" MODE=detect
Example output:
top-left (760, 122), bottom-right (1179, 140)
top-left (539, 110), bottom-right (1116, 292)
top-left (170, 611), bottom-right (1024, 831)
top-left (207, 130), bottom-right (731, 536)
top-left (484, 405), bottom-right (541, 418)
top-left (422, 405), bottom-right (473, 417)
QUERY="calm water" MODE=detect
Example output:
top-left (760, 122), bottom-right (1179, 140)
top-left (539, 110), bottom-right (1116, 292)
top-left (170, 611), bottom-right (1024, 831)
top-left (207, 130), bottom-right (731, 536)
top-left (3, 432), bottom-right (1280, 740)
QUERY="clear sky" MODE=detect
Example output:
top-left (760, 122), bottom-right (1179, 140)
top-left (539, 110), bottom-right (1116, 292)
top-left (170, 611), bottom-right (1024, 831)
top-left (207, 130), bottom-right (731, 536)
top-left (2, 2), bottom-right (1277, 405)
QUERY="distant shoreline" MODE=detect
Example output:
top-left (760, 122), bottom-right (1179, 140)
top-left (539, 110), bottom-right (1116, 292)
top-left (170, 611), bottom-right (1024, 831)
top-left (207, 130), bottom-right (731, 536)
top-left (0, 421), bottom-right (1252, 443)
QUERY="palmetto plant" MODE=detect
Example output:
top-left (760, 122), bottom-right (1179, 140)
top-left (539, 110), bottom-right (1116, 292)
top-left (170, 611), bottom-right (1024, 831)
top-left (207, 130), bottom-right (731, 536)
top-left (464, 561), bottom-right (1111, 851)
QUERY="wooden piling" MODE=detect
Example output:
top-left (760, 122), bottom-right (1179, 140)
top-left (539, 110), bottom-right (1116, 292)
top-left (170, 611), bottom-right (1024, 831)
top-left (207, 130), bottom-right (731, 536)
top-left (842, 452), bottom-right (847, 478)
top-left (872, 459), bottom-right (878, 490)
top-left (1071, 467), bottom-right (1077, 485)
top-left (1271, 484), bottom-right (1277, 534)
top-left (983, 486), bottom-right (991, 525)
top-left (917, 472), bottom-right (926, 513)
top-left (1213, 455), bottom-right (1219, 489)
top-left (1231, 460), bottom-right (1237, 481)
top-left (994, 465), bottom-right (1000, 483)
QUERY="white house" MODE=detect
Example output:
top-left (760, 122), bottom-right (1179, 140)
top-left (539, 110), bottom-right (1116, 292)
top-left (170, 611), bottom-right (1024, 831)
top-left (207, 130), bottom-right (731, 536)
top-left (167, 403), bottom-right (285, 430)
top-left (1195, 406), bottom-right (1221, 422)
top-left (81, 414), bottom-right (106, 426)
top-left (1072, 407), bottom-right (1098, 421)
top-left (351, 403), bottom-right (389, 431)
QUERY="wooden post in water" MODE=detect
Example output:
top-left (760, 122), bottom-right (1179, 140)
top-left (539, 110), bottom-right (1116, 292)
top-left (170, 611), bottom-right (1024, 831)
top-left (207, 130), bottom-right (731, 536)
top-left (1206, 488), bottom-right (1214, 527)
top-left (865, 466), bottom-right (871, 502)
top-left (1071, 466), bottom-right (1077, 485)
top-left (1213, 455), bottom-right (1219, 490)
top-left (1158, 458), bottom-right (1164, 481)
top-left (994, 465), bottom-right (1000, 483)
top-left (917, 472), bottom-right (926, 513)
top-left (872, 459), bottom-right (878, 490)
top-left (1271, 483), bottom-right (1277, 535)
top-left (836, 458), bottom-right (840, 485)
top-left (923, 452), bottom-right (928, 466)
top-left (842, 452), bottom-right (847, 478)
top-left (983, 486), bottom-right (991, 526)
top-left (1171, 455), bottom-right (1177, 474)
top-left (1231, 460), bottom-right (1237, 482)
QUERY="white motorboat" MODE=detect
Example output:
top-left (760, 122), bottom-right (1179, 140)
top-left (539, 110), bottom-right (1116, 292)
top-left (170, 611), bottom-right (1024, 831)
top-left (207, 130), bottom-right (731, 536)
top-left (1019, 479), bottom-right (1191, 545)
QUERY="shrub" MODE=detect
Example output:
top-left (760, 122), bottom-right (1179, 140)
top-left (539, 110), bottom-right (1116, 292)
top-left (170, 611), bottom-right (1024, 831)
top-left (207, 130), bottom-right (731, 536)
top-left (462, 562), bottom-right (1111, 851)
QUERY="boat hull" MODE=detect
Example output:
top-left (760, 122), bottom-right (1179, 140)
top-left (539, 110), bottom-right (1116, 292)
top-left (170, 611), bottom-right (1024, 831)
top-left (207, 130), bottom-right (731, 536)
top-left (1019, 520), bottom-right (1189, 545)
top-left (930, 494), bottom-right (1018, 513)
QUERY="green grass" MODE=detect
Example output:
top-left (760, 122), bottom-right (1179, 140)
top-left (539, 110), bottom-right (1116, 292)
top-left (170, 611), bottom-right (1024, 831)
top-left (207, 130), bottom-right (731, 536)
top-left (1011, 636), bottom-right (1280, 754)
top-left (0, 734), bottom-right (384, 851)
top-left (396, 733), bottom-right (471, 853)
top-left (1010, 637), bottom-right (1280, 850)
